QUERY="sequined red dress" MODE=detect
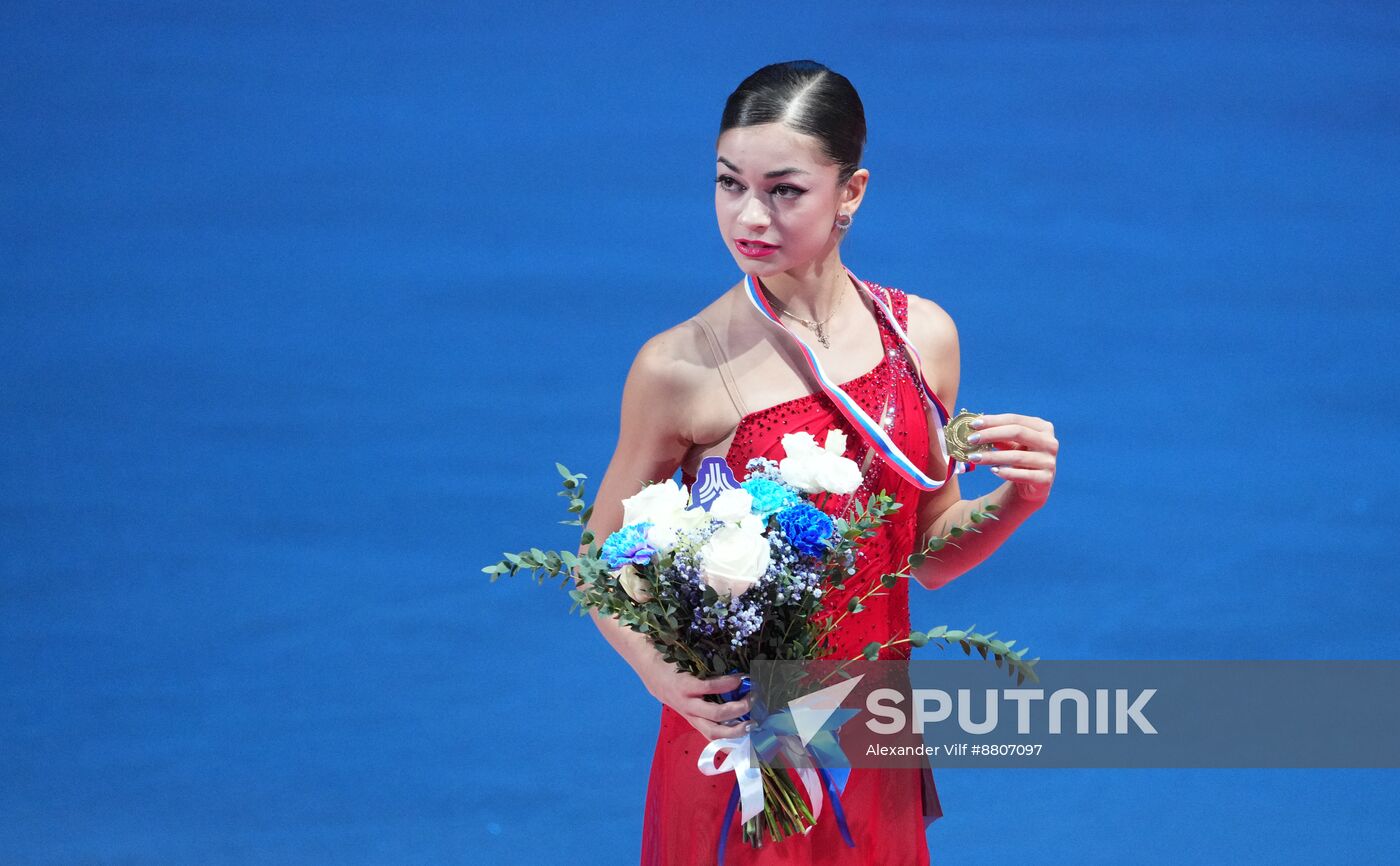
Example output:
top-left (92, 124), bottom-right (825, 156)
top-left (642, 283), bottom-right (944, 866)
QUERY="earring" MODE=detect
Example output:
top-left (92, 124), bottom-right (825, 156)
top-left (834, 212), bottom-right (852, 230)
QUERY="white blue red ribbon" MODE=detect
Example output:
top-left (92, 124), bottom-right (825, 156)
top-left (743, 267), bottom-right (975, 492)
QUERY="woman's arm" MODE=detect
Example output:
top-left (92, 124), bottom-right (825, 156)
top-left (904, 294), bottom-right (1056, 590)
top-left (580, 324), bottom-right (752, 739)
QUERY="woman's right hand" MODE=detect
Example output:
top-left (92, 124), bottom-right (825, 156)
top-left (642, 664), bottom-right (754, 741)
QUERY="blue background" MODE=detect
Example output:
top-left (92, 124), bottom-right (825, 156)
top-left (3, 1), bottom-right (1398, 863)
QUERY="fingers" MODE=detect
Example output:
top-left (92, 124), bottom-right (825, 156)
top-left (685, 694), bottom-right (753, 724)
top-left (968, 448), bottom-right (1055, 470)
top-left (964, 414), bottom-right (1057, 499)
top-left (691, 673), bottom-right (745, 695)
top-left (973, 423), bottom-right (1048, 450)
top-left (675, 673), bottom-right (753, 740)
top-left (682, 690), bottom-right (754, 746)
top-left (684, 697), bottom-right (754, 741)
top-left (981, 465), bottom-right (1054, 483)
top-left (975, 413), bottom-right (1053, 434)
top-left (691, 716), bottom-right (748, 741)
top-left (969, 420), bottom-right (1058, 456)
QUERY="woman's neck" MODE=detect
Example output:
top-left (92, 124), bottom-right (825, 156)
top-left (756, 254), bottom-right (855, 322)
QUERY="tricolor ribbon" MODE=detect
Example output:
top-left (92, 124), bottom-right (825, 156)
top-left (743, 267), bottom-right (976, 492)
top-left (697, 679), bottom-right (859, 864)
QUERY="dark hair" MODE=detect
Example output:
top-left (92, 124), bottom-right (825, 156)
top-left (718, 60), bottom-right (867, 186)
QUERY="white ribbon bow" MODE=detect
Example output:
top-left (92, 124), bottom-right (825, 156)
top-left (698, 734), bottom-right (764, 824)
top-left (697, 731), bottom-right (826, 829)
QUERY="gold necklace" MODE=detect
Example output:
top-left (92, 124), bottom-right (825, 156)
top-left (768, 281), bottom-right (848, 348)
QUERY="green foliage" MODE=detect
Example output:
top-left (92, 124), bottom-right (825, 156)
top-left (482, 466), bottom-right (1041, 687)
top-left (480, 465), bottom-right (1044, 854)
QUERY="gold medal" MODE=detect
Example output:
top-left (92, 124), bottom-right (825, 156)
top-left (943, 409), bottom-right (986, 462)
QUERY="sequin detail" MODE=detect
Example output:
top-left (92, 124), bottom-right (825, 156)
top-left (682, 283), bottom-right (932, 662)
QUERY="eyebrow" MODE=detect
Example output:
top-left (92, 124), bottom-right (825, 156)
top-left (716, 156), bottom-right (810, 179)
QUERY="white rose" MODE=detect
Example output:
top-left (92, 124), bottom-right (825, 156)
top-left (780, 427), bottom-right (863, 495)
top-left (612, 563), bottom-right (653, 603)
top-left (739, 513), bottom-right (766, 535)
top-left (709, 487), bottom-right (755, 524)
top-left (781, 431), bottom-right (821, 458)
top-left (621, 479), bottom-right (690, 527)
top-left (624, 480), bottom-right (708, 553)
top-left (671, 502), bottom-right (710, 530)
top-left (646, 509), bottom-right (708, 554)
top-left (778, 453), bottom-right (822, 493)
top-left (698, 523), bottom-right (772, 600)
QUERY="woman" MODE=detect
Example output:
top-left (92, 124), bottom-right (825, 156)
top-left (586, 60), bottom-right (1058, 865)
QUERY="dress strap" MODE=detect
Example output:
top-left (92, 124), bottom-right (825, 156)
top-left (690, 315), bottom-right (749, 419)
top-left (865, 282), bottom-right (901, 349)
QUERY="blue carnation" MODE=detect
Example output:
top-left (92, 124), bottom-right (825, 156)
top-left (600, 522), bottom-right (659, 569)
top-left (741, 478), bottom-right (799, 518)
top-left (774, 503), bottom-right (835, 558)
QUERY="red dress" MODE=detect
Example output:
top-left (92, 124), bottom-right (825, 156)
top-left (645, 284), bottom-right (944, 865)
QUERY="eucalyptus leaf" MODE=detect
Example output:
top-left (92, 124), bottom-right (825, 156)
top-left (483, 459), bottom-right (1043, 740)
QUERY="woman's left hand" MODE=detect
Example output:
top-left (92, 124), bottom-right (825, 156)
top-left (964, 413), bottom-right (1058, 506)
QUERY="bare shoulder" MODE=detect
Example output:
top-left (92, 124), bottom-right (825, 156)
top-left (633, 281), bottom-right (749, 380)
top-left (622, 284), bottom-right (745, 440)
top-left (634, 281), bottom-right (744, 366)
top-left (901, 291), bottom-right (961, 402)
top-left (903, 292), bottom-right (959, 357)
top-left (625, 318), bottom-right (710, 408)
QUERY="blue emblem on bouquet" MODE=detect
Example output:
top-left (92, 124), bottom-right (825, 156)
top-left (692, 456), bottom-right (741, 511)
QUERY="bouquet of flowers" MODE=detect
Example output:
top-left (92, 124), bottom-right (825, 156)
top-left (483, 428), bottom-right (1037, 854)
